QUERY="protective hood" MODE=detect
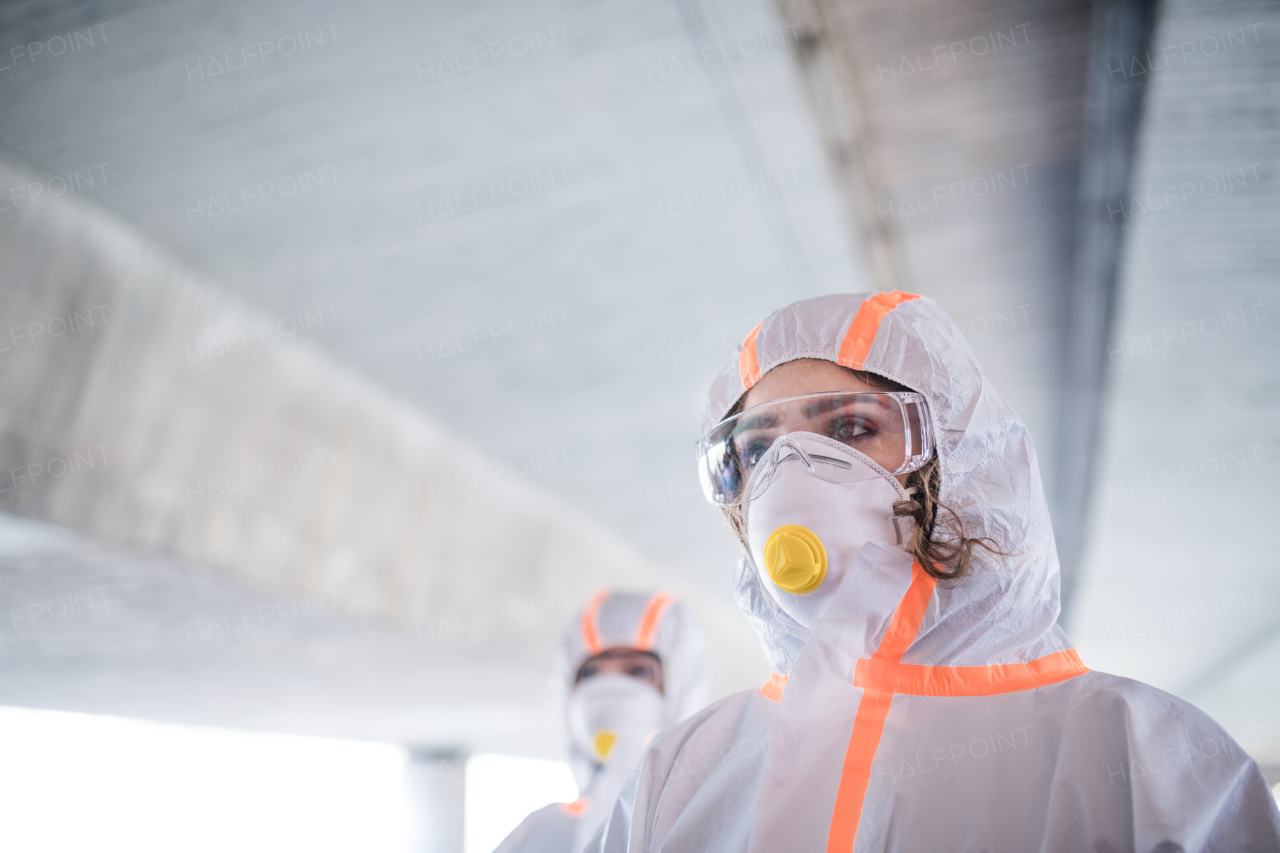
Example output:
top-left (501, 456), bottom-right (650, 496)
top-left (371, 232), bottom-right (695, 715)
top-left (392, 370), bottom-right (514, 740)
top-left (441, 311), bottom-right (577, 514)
top-left (706, 291), bottom-right (1067, 673)
top-left (553, 590), bottom-right (707, 792)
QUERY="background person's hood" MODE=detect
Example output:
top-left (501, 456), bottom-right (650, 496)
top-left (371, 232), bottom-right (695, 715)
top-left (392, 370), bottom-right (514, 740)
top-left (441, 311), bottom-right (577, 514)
top-left (705, 292), bottom-right (1069, 674)
top-left (553, 590), bottom-right (707, 790)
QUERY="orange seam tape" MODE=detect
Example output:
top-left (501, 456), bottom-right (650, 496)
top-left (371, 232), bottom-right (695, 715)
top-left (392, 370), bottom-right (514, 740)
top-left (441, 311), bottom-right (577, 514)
top-left (580, 591), bottom-right (610, 655)
top-left (760, 672), bottom-right (789, 703)
top-left (827, 563), bottom-right (935, 853)
top-left (835, 291), bottom-right (920, 370)
top-left (738, 323), bottom-right (763, 389)
top-left (853, 648), bottom-right (1088, 697)
top-left (632, 593), bottom-right (675, 650)
top-left (827, 687), bottom-right (893, 851)
top-left (560, 796), bottom-right (590, 817)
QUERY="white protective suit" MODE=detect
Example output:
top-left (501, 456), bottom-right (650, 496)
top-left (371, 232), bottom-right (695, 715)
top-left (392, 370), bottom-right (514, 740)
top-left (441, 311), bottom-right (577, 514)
top-left (596, 292), bottom-right (1280, 852)
top-left (496, 591), bottom-right (706, 853)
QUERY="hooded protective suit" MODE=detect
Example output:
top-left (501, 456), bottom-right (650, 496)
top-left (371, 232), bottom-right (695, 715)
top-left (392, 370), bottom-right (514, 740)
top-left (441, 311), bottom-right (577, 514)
top-left (496, 591), bottom-right (706, 853)
top-left (595, 292), bottom-right (1280, 852)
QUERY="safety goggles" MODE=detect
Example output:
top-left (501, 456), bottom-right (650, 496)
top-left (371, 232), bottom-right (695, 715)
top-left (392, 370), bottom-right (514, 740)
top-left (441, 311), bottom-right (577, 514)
top-left (696, 391), bottom-right (933, 507)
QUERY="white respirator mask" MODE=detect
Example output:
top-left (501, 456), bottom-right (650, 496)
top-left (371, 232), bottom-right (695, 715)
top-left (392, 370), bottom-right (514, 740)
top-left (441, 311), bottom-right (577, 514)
top-left (744, 432), bottom-right (909, 633)
top-left (567, 673), bottom-right (665, 769)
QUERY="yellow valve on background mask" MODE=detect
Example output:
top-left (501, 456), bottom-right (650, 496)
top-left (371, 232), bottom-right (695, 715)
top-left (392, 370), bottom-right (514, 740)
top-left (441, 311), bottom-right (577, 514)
top-left (762, 524), bottom-right (828, 594)
top-left (593, 730), bottom-right (617, 759)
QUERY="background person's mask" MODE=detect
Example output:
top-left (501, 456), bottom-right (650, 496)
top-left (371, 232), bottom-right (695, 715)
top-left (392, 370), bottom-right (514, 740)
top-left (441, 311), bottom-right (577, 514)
top-left (566, 673), bottom-right (664, 770)
top-left (745, 432), bottom-right (908, 632)
top-left (566, 672), bottom-right (665, 851)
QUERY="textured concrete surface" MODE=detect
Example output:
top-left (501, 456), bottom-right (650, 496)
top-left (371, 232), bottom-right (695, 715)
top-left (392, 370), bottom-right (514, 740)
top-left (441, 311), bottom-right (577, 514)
top-left (0, 0), bottom-right (866, 592)
top-left (1067, 0), bottom-right (1280, 763)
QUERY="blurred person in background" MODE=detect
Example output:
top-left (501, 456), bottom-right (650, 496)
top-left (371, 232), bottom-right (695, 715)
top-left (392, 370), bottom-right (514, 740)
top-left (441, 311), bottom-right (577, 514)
top-left (496, 591), bottom-right (706, 853)
top-left (596, 292), bottom-right (1280, 852)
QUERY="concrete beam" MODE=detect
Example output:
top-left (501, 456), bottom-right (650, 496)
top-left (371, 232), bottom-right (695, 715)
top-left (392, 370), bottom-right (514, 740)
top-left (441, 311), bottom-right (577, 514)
top-left (1055, 0), bottom-right (1156, 619)
top-left (0, 155), bottom-right (658, 634)
top-left (0, 153), bottom-right (765, 737)
top-left (773, 0), bottom-right (907, 291)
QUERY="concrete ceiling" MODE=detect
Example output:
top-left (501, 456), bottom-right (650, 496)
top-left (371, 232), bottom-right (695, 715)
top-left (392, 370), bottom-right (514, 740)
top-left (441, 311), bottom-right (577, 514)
top-left (0, 0), bottom-right (867, 589)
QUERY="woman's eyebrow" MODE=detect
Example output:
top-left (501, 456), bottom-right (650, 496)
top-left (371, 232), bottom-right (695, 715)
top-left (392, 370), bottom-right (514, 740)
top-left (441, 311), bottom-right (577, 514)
top-left (734, 413), bottom-right (779, 432)
top-left (799, 397), bottom-right (880, 418)
top-left (800, 401), bottom-right (833, 417)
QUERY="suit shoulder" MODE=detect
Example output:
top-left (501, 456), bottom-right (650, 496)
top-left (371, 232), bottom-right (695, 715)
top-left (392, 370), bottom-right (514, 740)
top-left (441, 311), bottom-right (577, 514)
top-left (1063, 670), bottom-right (1253, 755)
top-left (649, 688), bottom-right (763, 749)
top-left (493, 802), bottom-right (577, 853)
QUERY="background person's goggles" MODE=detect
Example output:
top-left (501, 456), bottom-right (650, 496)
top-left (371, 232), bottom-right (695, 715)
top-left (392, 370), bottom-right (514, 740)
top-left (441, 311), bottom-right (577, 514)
top-left (696, 391), bottom-right (934, 507)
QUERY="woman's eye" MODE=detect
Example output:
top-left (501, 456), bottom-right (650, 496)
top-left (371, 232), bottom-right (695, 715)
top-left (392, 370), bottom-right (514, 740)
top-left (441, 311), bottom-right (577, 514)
top-left (829, 416), bottom-right (873, 442)
top-left (736, 438), bottom-right (771, 466)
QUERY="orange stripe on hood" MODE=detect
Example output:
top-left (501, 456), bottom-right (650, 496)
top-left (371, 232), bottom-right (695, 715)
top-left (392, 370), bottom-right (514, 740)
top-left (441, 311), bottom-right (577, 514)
top-left (738, 323), bottom-right (763, 389)
top-left (632, 593), bottom-right (675, 650)
top-left (580, 591), bottom-right (610, 656)
top-left (836, 291), bottom-right (920, 370)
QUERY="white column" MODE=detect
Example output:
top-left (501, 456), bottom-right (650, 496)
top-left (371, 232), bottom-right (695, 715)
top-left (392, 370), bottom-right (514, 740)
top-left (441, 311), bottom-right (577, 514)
top-left (405, 750), bottom-right (467, 853)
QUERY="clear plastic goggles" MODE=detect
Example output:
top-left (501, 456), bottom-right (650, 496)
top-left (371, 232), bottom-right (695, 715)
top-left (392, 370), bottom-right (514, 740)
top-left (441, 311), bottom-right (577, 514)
top-left (696, 391), bottom-right (934, 507)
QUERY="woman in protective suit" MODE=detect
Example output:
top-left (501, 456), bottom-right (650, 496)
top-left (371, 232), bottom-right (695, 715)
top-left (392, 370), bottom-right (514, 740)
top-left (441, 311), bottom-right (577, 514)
top-left (595, 292), bottom-right (1280, 852)
top-left (496, 590), bottom-right (705, 853)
